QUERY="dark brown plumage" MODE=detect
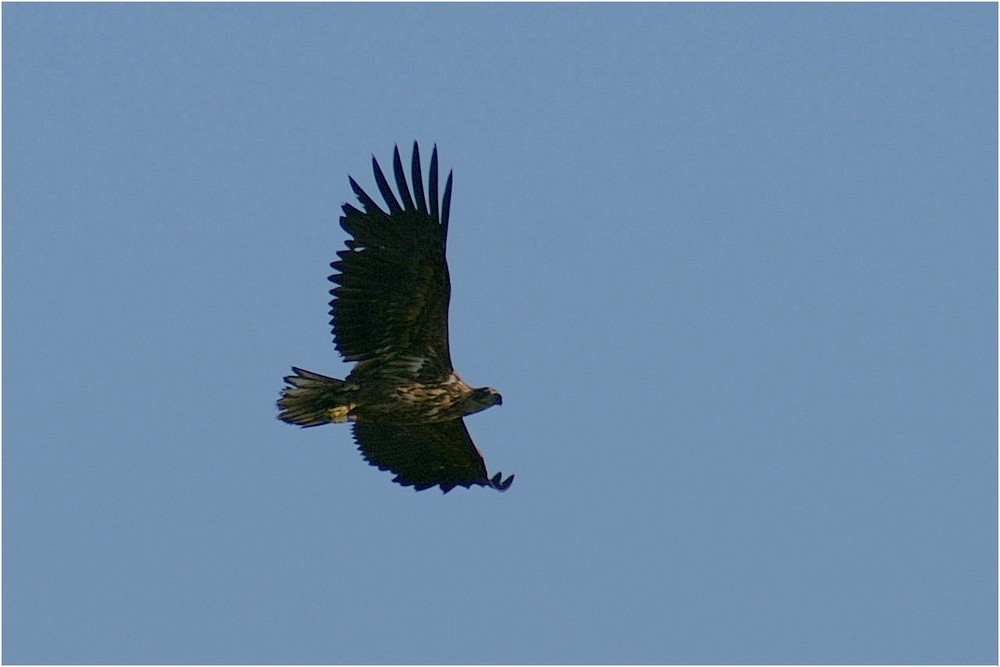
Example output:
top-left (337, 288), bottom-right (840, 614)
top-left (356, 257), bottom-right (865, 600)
top-left (278, 143), bottom-right (512, 493)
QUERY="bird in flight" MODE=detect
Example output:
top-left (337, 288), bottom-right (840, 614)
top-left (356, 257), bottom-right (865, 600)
top-left (278, 143), bottom-right (513, 493)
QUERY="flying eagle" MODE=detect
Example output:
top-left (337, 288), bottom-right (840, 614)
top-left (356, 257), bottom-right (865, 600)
top-left (277, 143), bottom-right (513, 493)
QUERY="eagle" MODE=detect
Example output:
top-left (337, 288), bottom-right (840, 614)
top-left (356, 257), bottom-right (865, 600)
top-left (277, 143), bottom-right (513, 493)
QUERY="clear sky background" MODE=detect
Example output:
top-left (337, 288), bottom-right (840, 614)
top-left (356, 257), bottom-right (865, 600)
top-left (3, 3), bottom-right (996, 664)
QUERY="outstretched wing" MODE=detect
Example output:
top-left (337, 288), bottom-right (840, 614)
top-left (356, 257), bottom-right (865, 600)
top-left (352, 420), bottom-right (514, 493)
top-left (330, 143), bottom-right (455, 377)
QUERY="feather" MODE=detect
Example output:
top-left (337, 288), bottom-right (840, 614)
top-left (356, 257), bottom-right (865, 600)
top-left (392, 145), bottom-right (415, 212)
top-left (349, 177), bottom-right (385, 217)
top-left (411, 141), bottom-right (427, 214)
top-left (441, 170), bottom-right (453, 238)
top-left (372, 155), bottom-right (402, 215)
top-left (429, 145), bottom-right (439, 222)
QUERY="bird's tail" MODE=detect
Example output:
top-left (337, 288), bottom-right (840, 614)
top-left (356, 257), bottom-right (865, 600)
top-left (277, 367), bottom-right (355, 427)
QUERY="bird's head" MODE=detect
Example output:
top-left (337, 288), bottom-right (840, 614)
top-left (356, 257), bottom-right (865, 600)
top-left (466, 386), bottom-right (502, 415)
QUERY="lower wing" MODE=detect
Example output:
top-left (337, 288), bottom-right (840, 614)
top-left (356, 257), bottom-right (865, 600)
top-left (352, 419), bottom-right (513, 493)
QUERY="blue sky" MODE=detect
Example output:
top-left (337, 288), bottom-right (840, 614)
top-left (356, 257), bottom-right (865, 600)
top-left (3, 3), bottom-right (996, 664)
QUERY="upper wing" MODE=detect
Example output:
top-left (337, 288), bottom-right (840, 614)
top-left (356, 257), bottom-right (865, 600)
top-left (329, 143), bottom-right (455, 375)
top-left (352, 419), bottom-right (514, 493)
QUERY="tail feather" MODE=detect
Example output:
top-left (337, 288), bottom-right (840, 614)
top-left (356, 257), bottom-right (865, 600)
top-left (278, 367), bottom-right (354, 426)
